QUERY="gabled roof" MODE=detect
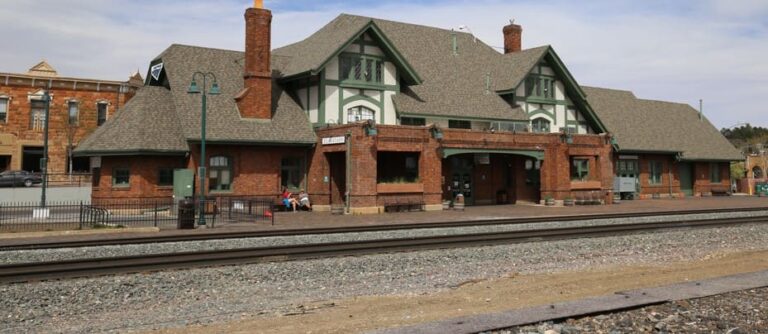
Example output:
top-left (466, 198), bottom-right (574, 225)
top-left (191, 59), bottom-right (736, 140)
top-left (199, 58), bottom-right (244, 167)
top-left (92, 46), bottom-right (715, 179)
top-left (273, 16), bottom-right (420, 85)
top-left (275, 14), bottom-right (535, 121)
top-left (76, 44), bottom-right (316, 156)
top-left (75, 86), bottom-right (188, 155)
top-left (27, 60), bottom-right (58, 77)
top-left (584, 86), bottom-right (743, 161)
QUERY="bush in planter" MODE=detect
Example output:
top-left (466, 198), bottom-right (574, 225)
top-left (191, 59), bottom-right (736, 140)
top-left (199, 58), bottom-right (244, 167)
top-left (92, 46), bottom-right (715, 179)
top-left (563, 197), bottom-right (575, 206)
top-left (544, 195), bottom-right (555, 206)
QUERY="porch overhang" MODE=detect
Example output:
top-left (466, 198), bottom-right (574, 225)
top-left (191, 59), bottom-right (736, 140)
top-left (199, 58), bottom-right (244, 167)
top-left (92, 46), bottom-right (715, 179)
top-left (441, 148), bottom-right (544, 160)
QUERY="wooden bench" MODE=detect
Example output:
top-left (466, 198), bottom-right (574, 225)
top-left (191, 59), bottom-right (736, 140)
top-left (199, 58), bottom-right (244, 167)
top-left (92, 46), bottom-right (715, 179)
top-left (383, 198), bottom-right (425, 213)
top-left (711, 186), bottom-right (730, 196)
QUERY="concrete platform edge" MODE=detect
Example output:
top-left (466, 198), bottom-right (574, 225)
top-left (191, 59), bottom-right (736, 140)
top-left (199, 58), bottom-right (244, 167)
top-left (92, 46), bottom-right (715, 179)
top-left (367, 270), bottom-right (768, 334)
top-left (0, 227), bottom-right (160, 240)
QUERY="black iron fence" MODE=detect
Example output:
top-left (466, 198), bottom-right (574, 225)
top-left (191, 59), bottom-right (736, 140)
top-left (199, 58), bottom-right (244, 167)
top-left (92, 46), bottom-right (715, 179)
top-left (219, 196), bottom-right (275, 225)
top-left (0, 198), bottom-right (219, 232)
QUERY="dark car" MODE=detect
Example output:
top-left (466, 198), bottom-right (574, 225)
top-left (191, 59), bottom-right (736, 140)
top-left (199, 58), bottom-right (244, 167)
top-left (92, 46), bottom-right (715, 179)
top-left (0, 170), bottom-right (43, 187)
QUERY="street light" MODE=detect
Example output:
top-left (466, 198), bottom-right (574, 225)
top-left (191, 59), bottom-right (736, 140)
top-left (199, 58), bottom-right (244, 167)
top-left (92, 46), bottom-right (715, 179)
top-left (187, 72), bottom-right (220, 227)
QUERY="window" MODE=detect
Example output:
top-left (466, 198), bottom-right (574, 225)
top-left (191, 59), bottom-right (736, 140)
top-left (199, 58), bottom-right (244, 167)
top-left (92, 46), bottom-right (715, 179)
top-left (709, 163), bottom-right (721, 183)
top-left (400, 117), bottom-right (425, 126)
top-left (112, 168), bottom-right (130, 187)
top-left (531, 118), bottom-right (550, 133)
top-left (68, 101), bottom-right (79, 125)
top-left (281, 157), bottom-right (304, 190)
top-left (30, 99), bottom-right (46, 130)
top-left (524, 159), bottom-right (541, 185)
top-left (448, 120), bottom-right (471, 129)
top-left (649, 161), bottom-right (663, 185)
top-left (339, 54), bottom-right (383, 85)
top-left (754, 166), bottom-right (764, 179)
top-left (525, 75), bottom-right (555, 99)
top-left (377, 152), bottom-right (420, 183)
top-left (347, 106), bottom-right (375, 123)
top-left (97, 102), bottom-right (108, 126)
top-left (571, 158), bottom-right (589, 181)
top-left (0, 97), bottom-right (7, 123)
top-left (209, 156), bottom-right (232, 191)
top-left (158, 168), bottom-right (174, 186)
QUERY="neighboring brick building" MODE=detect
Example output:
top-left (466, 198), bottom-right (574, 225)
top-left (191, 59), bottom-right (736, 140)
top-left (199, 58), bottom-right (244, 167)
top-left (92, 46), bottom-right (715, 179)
top-left (75, 2), bottom-right (740, 212)
top-left (0, 61), bottom-right (141, 179)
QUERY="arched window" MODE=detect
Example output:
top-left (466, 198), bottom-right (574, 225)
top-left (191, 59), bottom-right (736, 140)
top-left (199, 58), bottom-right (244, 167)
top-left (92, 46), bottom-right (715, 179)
top-left (209, 156), bottom-right (232, 191)
top-left (754, 166), bottom-right (764, 179)
top-left (531, 118), bottom-right (550, 133)
top-left (347, 106), bottom-right (375, 123)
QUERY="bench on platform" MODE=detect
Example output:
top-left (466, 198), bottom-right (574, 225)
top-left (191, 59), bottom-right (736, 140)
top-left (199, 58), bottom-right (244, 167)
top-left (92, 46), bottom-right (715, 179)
top-left (383, 197), bottom-right (425, 213)
top-left (711, 186), bottom-right (730, 196)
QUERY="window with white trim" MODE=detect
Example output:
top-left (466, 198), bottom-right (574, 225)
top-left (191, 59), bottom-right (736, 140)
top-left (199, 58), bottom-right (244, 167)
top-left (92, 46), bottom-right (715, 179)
top-left (347, 106), bottom-right (375, 123)
top-left (68, 100), bottom-right (79, 125)
top-left (209, 156), bottom-right (232, 191)
top-left (97, 102), bottom-right (108, 126)
top-left (531, 117), bottom-right (550, 133)
top-left (29, 99), bottom-right (46, 130)
top-left (0, 97), bottom-right (8, 123)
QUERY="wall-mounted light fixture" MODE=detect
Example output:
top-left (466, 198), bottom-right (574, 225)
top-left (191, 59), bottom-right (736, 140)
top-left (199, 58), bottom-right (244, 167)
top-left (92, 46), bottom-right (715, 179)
top-left (431, 125), bottom-right (443, 140)
top-left (364, 119), bottom-right (377, 136)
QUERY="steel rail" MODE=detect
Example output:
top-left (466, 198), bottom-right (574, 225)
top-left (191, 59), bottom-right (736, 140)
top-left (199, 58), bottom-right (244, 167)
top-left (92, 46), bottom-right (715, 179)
top-left (1, 215), bottom-right (766, 284)
top-left (2, 207), bottom-right (768, 251)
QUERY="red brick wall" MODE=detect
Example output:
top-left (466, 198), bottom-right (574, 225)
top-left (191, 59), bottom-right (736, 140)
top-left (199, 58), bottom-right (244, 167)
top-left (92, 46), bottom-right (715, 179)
top-left (0, 78), bottom-right (135, 174)
top-left (93, 155), bottom-right (185, 200)
top-left (238, 7), bottom-right (272, 120)
top-left (621, 155), bottom-right (731, 198)
top-left (503, 24), bottom-right (522, 54)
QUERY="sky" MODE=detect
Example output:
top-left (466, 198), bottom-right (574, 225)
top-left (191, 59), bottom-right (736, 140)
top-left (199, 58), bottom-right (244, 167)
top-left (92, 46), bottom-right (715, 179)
top-left (1, 0), bottom-right (766, 129)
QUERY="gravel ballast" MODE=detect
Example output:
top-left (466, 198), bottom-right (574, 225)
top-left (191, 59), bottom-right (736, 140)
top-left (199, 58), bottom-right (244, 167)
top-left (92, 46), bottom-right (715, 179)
top-left (1, 221), bottom-right (768, 333)
top-left (492, 287), bottom-right (768, 334)
top-left (2, 210), bottom-right (767, 264)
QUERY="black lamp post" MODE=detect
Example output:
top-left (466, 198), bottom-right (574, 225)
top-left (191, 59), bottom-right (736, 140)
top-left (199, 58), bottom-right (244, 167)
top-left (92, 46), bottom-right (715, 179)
top-left (187, 72), bottom-right (220, 227)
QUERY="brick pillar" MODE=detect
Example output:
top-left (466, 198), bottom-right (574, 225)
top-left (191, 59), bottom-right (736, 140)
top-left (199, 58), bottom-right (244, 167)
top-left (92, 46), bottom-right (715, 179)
top-left (503, 23), bottom-right (522, 54)
top-left (237, 6), bottom-right (272, 119)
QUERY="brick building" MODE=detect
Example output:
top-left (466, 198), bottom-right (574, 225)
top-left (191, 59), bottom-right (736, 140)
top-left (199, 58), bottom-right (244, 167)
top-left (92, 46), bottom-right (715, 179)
top-left (0, 61), bottom-right (141, 178)
top-left (75, 2), bottom-right (740, 212)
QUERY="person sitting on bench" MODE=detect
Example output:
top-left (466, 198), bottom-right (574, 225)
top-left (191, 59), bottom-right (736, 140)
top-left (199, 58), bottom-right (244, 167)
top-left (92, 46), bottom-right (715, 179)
top-left (281, 188), bottom-right (297, 212)
top-left (298, 189), bottom-right (312, 211)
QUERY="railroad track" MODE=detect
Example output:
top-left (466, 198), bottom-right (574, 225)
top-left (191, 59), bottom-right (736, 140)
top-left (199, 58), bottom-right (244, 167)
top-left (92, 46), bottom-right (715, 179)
top-left (1, 214), bottom-right (766, 284)
top-left (2, 207), bottom-right (767, 251)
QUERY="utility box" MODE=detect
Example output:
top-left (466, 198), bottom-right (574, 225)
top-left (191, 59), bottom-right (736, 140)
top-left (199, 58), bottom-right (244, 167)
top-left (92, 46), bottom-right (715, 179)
top-left (613, 176), bottom-right (638, 199)
top-left (757, 183), bottom-right (768, 196)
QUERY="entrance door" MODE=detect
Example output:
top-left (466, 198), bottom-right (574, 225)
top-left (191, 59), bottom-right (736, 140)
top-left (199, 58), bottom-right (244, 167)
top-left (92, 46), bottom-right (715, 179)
top-left (679, 162), bottom-right (693, 196)
top-left (449, 156), bottom-right (474, 205)
top-left (327, 152), bottom-right (346, 207)
top-left (173, 169), bottom-right (195, 200)
top-left (22, 146), bottom-right (43, 172)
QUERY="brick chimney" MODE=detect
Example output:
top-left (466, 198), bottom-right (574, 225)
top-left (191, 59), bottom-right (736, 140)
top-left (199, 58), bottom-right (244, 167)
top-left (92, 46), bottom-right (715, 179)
top-left (236, 0), bottom-right (272, 119)
top-left (502, 23), bottom-right (522, 54)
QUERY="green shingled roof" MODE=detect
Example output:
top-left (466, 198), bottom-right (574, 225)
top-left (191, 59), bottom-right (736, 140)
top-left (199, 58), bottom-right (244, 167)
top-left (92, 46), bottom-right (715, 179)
top-left (584, 86), bottom-right (742, 161)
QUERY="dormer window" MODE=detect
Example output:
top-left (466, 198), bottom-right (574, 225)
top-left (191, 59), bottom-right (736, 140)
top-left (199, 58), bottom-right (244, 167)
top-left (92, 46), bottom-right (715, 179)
top-left (525, 75), bottom-right (555, 100)
top-left (347, 106), bottom-right (375, 123)
top-left (340, 53), bottom-right (383, 86)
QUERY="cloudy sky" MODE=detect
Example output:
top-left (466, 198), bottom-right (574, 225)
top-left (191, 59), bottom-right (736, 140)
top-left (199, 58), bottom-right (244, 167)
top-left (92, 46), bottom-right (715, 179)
top-left (1, 0), bottom-right (766, 128)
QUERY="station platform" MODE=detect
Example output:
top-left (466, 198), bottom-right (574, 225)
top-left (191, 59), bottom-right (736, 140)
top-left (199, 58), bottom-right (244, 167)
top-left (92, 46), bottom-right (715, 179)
top-left (1, 196), bottom-right (766, 247)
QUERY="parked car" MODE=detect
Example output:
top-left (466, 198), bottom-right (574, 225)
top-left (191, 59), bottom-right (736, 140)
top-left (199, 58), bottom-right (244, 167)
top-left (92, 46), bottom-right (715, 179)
top-left (0, 170), bottom-right (43, 187)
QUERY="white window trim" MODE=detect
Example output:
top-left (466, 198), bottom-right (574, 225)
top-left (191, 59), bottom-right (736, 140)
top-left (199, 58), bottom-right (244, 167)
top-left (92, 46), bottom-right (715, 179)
top-left (0, 95), bottom-right (9, 124)
top-left (96, 101), bottom-right (110, 125)
top-left (66, 99), bottom-right (80, 126)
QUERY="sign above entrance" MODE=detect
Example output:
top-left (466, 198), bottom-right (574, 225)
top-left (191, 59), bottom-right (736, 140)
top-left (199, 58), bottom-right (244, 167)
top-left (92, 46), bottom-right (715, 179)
top-left (322, 136), bottom-right (346, 145)
top-left (618, 155), bottom-right (638, 160)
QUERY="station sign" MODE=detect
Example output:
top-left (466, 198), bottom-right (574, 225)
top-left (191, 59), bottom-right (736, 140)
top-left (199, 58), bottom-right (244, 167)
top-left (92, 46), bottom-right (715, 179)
top-left (322, 136), bottom-right (346, 145)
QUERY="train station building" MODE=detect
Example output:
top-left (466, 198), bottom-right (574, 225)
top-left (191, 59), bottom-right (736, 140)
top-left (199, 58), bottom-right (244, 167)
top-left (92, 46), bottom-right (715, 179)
top-left (74, 2), bottom-right (741, 212)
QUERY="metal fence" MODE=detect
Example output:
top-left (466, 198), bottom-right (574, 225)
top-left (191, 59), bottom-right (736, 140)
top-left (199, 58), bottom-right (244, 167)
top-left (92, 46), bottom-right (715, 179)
top-left (1, 173), bottom-right (92, 188)
top-left (0, 198), bottom-right (218, 232)
top-left (219, 196), bottom-right (275, 225)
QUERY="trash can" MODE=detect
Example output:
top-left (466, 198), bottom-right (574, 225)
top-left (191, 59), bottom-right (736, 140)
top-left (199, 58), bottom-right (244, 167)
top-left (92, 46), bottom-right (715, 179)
top-left (496, 190), bottom-right (508, 204)
top-left (177, 199), bottom-right (196, 229)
